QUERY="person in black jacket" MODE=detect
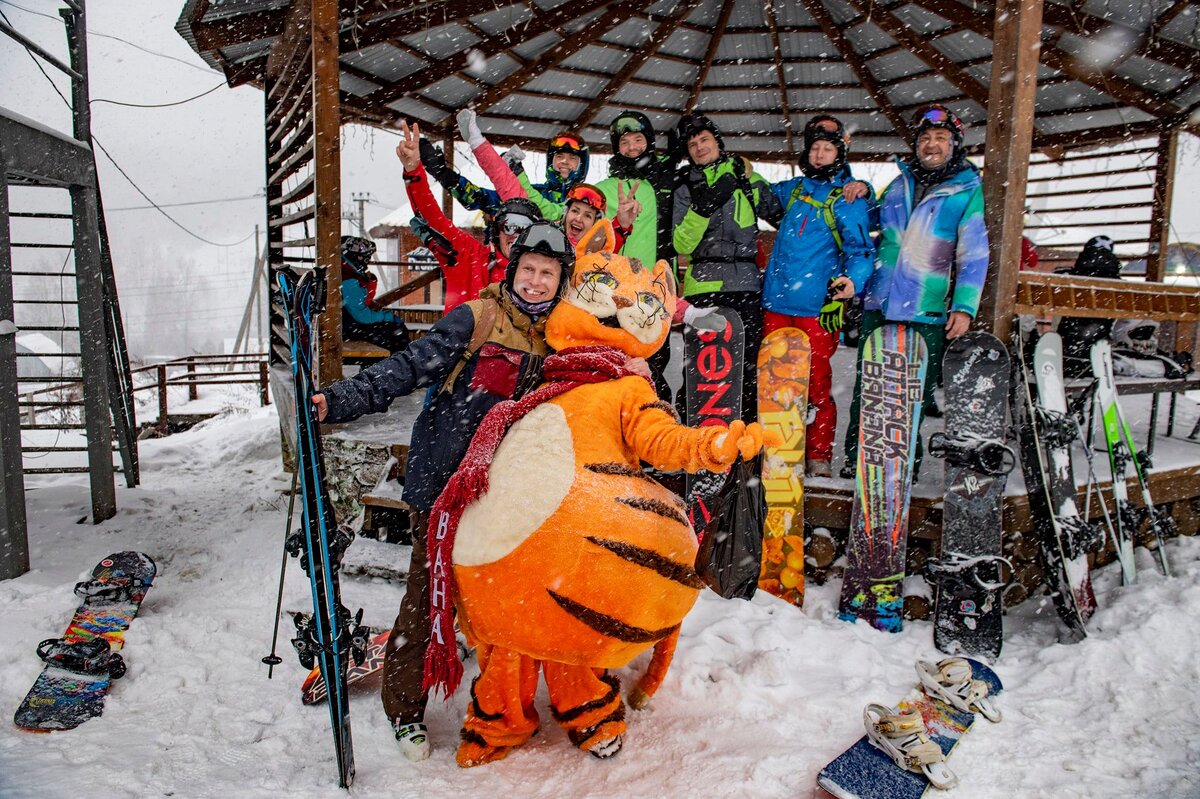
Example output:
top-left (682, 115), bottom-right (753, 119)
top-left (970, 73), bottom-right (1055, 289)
top-left (1057, 235), bottom-right (1122, 377)
top-left (312, 222), bottom-right (574, 762)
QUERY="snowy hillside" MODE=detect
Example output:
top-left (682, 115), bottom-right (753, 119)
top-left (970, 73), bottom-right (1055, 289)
top-left (2, 405), bottom-right (1198, 799)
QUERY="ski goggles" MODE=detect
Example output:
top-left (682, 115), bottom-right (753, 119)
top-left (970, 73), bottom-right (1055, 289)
top-left (566, 184), bottom-right (606, 213)
top-left (913, 105), bottom-right (963, 135)
top-left (549, 134), bottom-right (585, 154)
top-left (498, 212), bottom-right (537, 236)
top-left (613, 116), bottom-right (646, 135)
top-left (518, 223), bottom-right (571, 259)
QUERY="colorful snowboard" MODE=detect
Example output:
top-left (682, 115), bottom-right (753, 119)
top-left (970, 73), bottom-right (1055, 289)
top-left (302, 628), bottom-right (389, 705)
top-left (929, 332), bottom-right (1013, 661)
top-left (839, 325), bottom-right (928, 632)
top-left (14, 552), bottom-right (156, 731)
top-left (817, 658), bottom-right (1003, 799)
top-left (756, 327), bottom-right (811, 606)
top-left (682, 307), bottom-right (744, 529)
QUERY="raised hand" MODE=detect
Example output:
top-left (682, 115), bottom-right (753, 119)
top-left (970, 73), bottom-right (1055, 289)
top-left (616, 180), bottom-right (642, 227)
top-left (396, 120), bottom-right (421, 172)
top-left (456, 108), bottom-right (483, 147)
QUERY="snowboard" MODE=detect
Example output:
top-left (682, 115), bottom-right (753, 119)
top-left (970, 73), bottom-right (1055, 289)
top-left (682, 307), bottom-right (744, 529)
top-left (838, 325), bottom-right (928, 632)
top-left (756, 327), bottom-right (811, 607)
top-left (817, 658), bottom-right (1003, 799)
top-left (278, 268), bottom-right (367, 788)
top-left (1034, 334), bottom-right (1100, 616)
top-left (302, 628), bottom-right (389, 705)
top-left (1091, 339), bottom-right (1172, 579)
top-left (14, 552), bottom-right (156, 731)
top-left (928, 332), bottom-right (1014, 661)
top-left (1010, 332), bottom-right (1088, 640)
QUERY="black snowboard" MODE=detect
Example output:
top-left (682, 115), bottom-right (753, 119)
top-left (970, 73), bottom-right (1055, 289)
top-left (682, 307), bottom-right (744, 529)
top-left (928, 332), bottom-right (1014, 661)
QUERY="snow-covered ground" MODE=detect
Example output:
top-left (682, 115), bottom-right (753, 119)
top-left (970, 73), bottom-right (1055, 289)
top-left (3, 400), bottom-right (1200, 799)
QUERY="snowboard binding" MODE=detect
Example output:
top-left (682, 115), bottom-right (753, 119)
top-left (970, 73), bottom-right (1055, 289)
top-left (36, 637), bottom-right (127, 679)
top-left (916, 658), bottom-right (1001, 722)
top-left (73, 577), bottom-right (136, 604)
top-left (863, 703), bottom-right (957, 789)
top-left (1059, 515), bottom-right (1104, 560)
top-left (291, 605), bottom-right (369, 671)
top-left (925, 552), bottom-right (1013, 592)
top-left (927, 433), bottom-right (1015, 476)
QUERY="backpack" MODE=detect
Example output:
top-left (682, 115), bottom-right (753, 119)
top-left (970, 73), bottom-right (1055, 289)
top-left (439, 298), bottom-right (500, 394)
top-left (785, 183), bottom-right (844, 250)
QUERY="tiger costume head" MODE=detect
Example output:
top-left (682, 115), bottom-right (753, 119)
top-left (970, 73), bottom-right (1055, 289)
top-left (545, 219), bottom-right (676, 358)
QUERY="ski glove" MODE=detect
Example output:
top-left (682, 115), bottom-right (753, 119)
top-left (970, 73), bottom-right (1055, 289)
top-left (502, 145), bottom-right (526, 176)
top-left (418, 138), bottom-right (457, 189)
top-left (690, 173), bottom-right (737, 218)
top-left (683, 304), bottom-right (725, 332)
top-left (818, 279), bottom-right (846, 333)
top-left (712, 420), bottom-right (780, 465)
top-left (456, 108), bottom-right (485, 149)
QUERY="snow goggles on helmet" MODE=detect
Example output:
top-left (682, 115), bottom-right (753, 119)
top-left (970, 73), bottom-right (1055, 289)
top-left (913, 105), bottom-right (964, 137)
top-left (515, 223), bottom-right (572, 261)
top-left (498, 212), bottom-right (537, 236)
top-left (566, 183), bottom-right (606, 213)
top-left (613, 116), bottom-right (646, 135)
top-left (549, 133), bottom-right (585, 154)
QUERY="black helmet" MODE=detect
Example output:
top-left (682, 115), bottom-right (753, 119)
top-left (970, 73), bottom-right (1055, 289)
top-left (800, 115), bottom-right (849, 180)
top-left (609, 111), bottom-right (656, 154)
top-left (545, 131), bottom-right (589, 187)
top-left (676, 113), bottom-right (724, 156)
top-left (909, 104), bottom-right (968, 185)
top-left (340, 235), bottom-right (376, 268)
top-left (505, 221), bottom-right (574, 297)
top-left (1071, 236), bottom-right (1121, 279)
top-left (493, 197), bottom-right (542, 242)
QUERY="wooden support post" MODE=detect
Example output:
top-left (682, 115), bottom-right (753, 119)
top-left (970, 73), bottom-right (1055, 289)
top-left (979, 0), bottom-right (1044, 343)
top-left (157, 364), bottom-right (168, 436)
top-left (186, 356), bottom-right (198, 401)
top-left (312, 0), bottom-right (342, 387)
top-left (260, 361), bottom-right (271, 406)
top-left (1146, 128), bottom-right (1178, 284)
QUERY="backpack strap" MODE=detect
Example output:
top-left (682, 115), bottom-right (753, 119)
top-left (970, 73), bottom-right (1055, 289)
top-left (440, 298), bottom-right (501, 394)
top-left (785, 182), bottom-right (844, 250)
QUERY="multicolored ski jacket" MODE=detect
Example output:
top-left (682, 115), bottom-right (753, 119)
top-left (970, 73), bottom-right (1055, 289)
top-left (763, 173), bottom-right (876, 317)
top-left (863, 158), bottom-right (988, 324)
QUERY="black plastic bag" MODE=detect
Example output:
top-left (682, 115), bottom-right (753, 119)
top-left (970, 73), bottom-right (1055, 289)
top-left (694, 454), bottom-right (765, 600)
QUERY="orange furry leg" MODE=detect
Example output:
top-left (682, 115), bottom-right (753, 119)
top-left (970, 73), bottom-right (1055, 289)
top-left (456, 644), bottom-right (540, 768)
top-left (544, 663), bottom-right (626, 757)
top-left (629, 628), bottom-right (679, 709)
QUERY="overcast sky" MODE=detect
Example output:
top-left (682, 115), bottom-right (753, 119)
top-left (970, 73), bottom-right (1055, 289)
top-left (1, 0), bottom-right (1197, 356)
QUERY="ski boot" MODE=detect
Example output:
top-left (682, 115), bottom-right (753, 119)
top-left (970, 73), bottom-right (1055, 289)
top-left (863, 703), bottom-right (957, 789)
top-left (392, 721), bottom-right (431, 762)
top-left (916, 658), bottom-right (1001, 722)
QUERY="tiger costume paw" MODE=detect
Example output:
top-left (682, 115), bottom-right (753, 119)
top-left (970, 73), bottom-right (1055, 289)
top-left (456, 738), bottom-right (512, 768)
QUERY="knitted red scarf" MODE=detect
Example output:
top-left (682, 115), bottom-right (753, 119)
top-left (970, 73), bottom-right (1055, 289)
top-left (422, 345), bottom-right (650, 697)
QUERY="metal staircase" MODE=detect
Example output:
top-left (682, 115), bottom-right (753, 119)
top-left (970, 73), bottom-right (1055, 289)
top-left (0, 1), bottom-right (137, 580)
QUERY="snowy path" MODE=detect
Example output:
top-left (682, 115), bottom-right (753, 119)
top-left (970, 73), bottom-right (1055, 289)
top-left (2, 406), bottom-right (1198, 798)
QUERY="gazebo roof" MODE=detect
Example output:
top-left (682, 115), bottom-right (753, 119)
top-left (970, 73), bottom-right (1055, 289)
top-left (177, 0), bottom-right (1198, 161)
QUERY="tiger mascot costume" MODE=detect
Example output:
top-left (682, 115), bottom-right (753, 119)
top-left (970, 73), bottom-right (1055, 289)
top-left (422, 219), bottom-right (773, 767)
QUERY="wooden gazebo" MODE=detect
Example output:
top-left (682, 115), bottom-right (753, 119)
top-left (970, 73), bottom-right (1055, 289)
top-left (176, 0), bottom-right (1199, 384)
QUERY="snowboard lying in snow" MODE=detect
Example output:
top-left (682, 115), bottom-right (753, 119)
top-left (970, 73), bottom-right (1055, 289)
top-left (817, 658), bottom-right (1002, 799)
top-left (301, 627), bottom-right (389, 705)
top-left (14, 552), bottom-right (156, 732)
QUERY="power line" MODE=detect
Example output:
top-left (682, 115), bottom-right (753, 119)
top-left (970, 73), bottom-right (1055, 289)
top-left (106, 193), bottom-right (265, 212)
top-left (91, 82), bottom-right (226, 109)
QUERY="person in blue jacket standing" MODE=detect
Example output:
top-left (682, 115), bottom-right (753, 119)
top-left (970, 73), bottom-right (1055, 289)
top-left (763, 116), bottom-right (875, 477)
top-left (340, 235), bottom-right (411, 353)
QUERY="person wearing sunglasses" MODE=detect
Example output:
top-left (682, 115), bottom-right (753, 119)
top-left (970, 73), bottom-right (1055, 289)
top-left (841, 103), bottom-right (989, 480)
top-left (395, 120), bottom-right (539, 313)
top-left (415, 119), bottom-right (590, 243)
top-left (760, 115), bottom-right (877, 478)
top-left (310, 220), bottom-right (574, 764)
top-left (672, 112), bottom-right (784, 422)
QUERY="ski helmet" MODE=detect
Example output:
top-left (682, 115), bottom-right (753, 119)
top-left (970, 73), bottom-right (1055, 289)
top-left (1071, 236), bottom-right (1121, 279)
top-left (676, 113), bottom-right (724, 156)
top-left (493, 197), bottom-right (542, 242)
top-left (800, 115), bottom-right (849, 180)
top-left (909, 104), bottom-right (968, 184)
top-left (609, 111), bottom-right (657, 178)
top-left (341, 235), bottom-right (376, 269)
top-left (505, 221), bottom-right (575, 298)
top-left (546, 131), bottom-right (589, 187)
top-left (565, 183), bottom-right (607, 216)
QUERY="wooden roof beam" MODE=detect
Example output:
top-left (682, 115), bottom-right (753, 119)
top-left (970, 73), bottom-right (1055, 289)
top-left (801, 0), bottom-right (910, 142)
top-left (686, 0), bottom-right (735, 114)
top-left (576, 0), bottom-right (706, 128)
top-left (841, 0), bottom-right (991, 113)
top-left (763, 1), bottom-right (796, 157)
top-left (468, 0), bottom-right (653, 116)
top-left (904, 0), bottom-right (1182, 119)
top-left (1039, 1), bottom-right (1197, 74)
top-left (363, 0), bottom-right (616, 108)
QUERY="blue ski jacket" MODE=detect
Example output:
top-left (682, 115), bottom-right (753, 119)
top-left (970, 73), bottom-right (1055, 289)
top-left (763, 172), bottom-right (877, 317)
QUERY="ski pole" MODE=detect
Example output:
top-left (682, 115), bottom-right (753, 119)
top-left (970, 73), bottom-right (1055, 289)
top-left (262, 469), bottom-right (299, 678)
top-left (1074, 416), bottom-right (1119, 558)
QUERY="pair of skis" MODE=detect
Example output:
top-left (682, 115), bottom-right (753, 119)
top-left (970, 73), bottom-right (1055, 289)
top-left (277, 268), bottom-right (368, 788)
